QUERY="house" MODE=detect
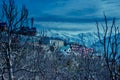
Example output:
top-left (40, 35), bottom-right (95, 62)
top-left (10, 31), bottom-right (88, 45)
top-left (78, 47), bottom-right (94, 57)
top-left (60, 45), bottom-right (71, 53)
top-left (50, 38), bottom-right (64, 48)
top-left (39, 37), bottom-right (64, 48)
top-left (69, 42), bottom-right (81, 51)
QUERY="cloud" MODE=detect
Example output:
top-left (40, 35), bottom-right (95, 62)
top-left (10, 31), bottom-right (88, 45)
top-left (42, 0), bottom-right (101, 17)
top-left (32, 0), bottom-right (120, 22)
top-left (99, 0), bottom-right (120, 17)
top-left (1, 0), bottom-right (120, 33)
top-left (67, 8), bottom-right (98, 18)
top-left (35, 14), bottom-right (118, 23)
top-left (35, 21), bottom-right (97, 33)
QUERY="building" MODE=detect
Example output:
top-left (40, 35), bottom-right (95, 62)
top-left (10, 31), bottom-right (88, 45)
top-left (39, 37), bottom-right (64, 48)
top-left (60, 45), bottom-right (71, 53)
top-left (50, 38), bottom-right (64, 48)
top-left (69, 42), bottom-right (81, 51)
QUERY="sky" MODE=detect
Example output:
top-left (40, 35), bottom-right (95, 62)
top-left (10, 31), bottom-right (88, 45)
top-left (1, 0), bottom-right (120, 34)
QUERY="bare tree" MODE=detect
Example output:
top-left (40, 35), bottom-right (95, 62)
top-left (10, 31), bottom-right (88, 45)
top-left (96, 14), bottom-right (120, 80)
top-left (0, 0), bottom-right (30, 80)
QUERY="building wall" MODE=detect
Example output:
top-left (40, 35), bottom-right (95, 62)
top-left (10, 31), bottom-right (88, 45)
top-left (50, 40), bottom-right (64, 48)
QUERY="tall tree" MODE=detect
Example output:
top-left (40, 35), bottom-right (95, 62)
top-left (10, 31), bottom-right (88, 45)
top-left (0, 0), bottom-right (29, 80)
top-left (96, 14), bottom-right (120, 80)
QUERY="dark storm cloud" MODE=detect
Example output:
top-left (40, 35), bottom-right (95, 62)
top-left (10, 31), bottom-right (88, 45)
top-left (1, 0), bottom-right (120, 32)
top-left (35, 14), bottom-right (118, 23)
top-left (35, 23), bottom-right (92, 32)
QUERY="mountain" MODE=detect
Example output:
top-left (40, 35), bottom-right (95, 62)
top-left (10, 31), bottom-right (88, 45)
top-left (91, 33), bottom-right (120, 54)
top-left (38, 30), bottom-right (102, 47)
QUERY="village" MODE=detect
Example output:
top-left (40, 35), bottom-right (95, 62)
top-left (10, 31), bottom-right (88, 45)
top-left (0, 13), bottom-right (119, 80)
top-left (0, 0), bottom-right (120, 79)
top-left (0, 21), bottom-right (94, 57)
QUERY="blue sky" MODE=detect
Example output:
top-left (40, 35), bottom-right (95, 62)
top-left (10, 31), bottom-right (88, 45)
top-left (1, 0), bottom-right (120, 34)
